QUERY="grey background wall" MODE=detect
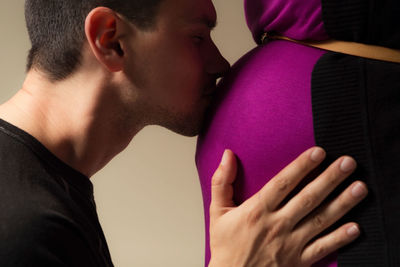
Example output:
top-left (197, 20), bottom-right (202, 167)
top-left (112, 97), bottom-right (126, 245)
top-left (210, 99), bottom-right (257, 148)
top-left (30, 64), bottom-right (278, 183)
top-left (0, 1), bottom-right (255, 266)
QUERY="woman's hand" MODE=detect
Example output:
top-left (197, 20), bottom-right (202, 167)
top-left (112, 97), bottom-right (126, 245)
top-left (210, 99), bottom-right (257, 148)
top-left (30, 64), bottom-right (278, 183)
top-left (209, 147), bottom-right (367, 267)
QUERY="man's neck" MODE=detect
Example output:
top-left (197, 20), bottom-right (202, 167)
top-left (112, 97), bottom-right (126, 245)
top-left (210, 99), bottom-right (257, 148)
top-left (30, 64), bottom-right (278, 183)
top-left (0, 70), bottom-right (144, 177)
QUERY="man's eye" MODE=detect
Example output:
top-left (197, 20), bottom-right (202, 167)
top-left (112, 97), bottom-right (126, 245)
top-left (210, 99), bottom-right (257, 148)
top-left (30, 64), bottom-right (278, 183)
top-left (193, 36), bottom-right (204, 43)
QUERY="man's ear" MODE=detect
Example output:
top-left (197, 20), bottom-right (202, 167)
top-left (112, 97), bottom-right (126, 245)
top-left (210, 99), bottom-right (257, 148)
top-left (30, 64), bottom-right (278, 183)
top-left (85, 7), bottom-right (127, 72)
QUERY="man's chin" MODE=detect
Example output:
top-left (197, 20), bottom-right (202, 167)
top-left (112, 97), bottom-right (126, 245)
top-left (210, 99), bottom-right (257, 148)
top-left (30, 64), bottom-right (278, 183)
top-left (160, 116), bottom-right (204, 137)
top-left (166, 123), bottom-right (201, 137)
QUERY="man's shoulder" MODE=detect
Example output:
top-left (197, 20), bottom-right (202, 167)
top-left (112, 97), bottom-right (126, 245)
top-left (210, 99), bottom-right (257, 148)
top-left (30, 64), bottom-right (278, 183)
top-left (0, 149), bottom-right (94, 265)
top-left (0, 199), bottom-right (99, 266)
top-left (0, 123), bottom-right (110, 266)
top-left (0, 127), bottom-right (74, 213)
top-left (0, 202), bottom-right (73, 243)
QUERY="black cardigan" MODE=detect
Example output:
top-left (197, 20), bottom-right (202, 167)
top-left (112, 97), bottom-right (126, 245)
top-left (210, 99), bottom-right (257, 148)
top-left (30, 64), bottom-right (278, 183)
top-left (311, 1), bottom-right (400, 266)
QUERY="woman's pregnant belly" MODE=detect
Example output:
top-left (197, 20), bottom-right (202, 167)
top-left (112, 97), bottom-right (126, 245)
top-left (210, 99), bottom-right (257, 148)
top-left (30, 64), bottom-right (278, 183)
top-left (196, 40), bottom-right (335, 266)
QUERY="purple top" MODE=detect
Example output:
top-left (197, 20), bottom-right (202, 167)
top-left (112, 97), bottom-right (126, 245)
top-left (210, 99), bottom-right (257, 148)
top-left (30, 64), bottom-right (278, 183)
top-left (196, 1), bottom-right (336, 266)
top-left (245, 0), bottom-right (329, 42)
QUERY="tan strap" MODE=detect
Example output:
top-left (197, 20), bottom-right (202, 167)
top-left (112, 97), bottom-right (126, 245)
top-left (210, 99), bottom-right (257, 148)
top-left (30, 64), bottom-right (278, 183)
top-left (261, 33), bottom-right (400, 64)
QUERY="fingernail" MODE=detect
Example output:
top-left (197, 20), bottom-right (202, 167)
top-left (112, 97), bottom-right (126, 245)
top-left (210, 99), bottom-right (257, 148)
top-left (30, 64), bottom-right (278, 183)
top-left (221, 150), bottom-right (229, 166)
top-left (347, 225), bottom-right (360, 237)
top-left (311, 147), bottom-right (325, 162)
top-left (351, 182), bottom-right (367, 198)
top-left (340, 157), bottom-right (356, 172)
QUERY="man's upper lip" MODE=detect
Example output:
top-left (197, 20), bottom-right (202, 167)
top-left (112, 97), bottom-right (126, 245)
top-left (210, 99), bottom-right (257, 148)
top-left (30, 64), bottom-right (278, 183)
top-left (203, 81), bottom-right (217, 96)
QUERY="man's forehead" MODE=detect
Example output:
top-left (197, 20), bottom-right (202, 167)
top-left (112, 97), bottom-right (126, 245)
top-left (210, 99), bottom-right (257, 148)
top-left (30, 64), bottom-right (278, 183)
top-left (161, 0), bottom-right (217, 28)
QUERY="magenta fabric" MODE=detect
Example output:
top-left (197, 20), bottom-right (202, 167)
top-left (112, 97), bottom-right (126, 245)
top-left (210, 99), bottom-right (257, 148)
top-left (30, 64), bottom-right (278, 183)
top-left (196, 40), bottom-right (337, 266)
top-left (196, 1), bottom-right (339, 266)
top-left (245, 0), bottom-right (330, 42)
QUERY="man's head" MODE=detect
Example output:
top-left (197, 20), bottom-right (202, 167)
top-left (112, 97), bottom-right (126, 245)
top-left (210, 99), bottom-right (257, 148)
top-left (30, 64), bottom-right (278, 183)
top-left (25, 0), bottom-right (163, 81)
top-left (25, 0), bottom-right (229, 137)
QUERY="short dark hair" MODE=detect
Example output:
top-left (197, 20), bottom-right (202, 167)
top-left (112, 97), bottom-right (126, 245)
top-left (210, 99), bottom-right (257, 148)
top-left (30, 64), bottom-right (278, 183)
top-left (25, 0), bottom-right (163, 81)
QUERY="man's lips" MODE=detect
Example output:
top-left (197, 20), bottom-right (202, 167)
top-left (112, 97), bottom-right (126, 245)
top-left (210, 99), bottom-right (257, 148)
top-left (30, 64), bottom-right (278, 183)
top-left (203, 81), bottom-right (217, 96)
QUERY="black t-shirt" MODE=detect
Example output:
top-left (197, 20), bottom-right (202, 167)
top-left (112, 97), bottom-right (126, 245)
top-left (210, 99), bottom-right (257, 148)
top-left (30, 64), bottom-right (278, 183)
top-left (0, 119), bottom-right (114, 266)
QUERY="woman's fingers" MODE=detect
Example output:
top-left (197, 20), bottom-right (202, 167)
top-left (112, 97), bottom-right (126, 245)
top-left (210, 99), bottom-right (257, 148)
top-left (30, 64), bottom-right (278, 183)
top-left (209, 148), bottom-right (367, 267)
top-left (301, 223), bottom-right (361, 265)
top-left (210, 149), bottom-right (238, 220)
top-left (258, 147), bottom-right (326, 211)
top-left (295, 181), bottom-right (367, 243)
top-left (282, 156), bottom-right (357, 226)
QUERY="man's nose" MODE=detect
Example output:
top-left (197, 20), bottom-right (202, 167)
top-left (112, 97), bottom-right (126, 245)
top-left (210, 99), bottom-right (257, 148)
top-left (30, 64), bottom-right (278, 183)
top-left (207, 43), bottom-right (231, 78)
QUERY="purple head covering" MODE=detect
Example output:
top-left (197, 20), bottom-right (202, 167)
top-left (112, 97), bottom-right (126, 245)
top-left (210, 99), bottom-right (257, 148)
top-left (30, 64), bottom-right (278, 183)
top-left (245, 0), bottom-right (329, 42)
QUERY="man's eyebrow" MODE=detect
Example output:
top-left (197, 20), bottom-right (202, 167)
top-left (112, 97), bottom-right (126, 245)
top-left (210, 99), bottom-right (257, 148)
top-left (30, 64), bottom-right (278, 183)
top-left (190, 16), bottom-right (217, 29)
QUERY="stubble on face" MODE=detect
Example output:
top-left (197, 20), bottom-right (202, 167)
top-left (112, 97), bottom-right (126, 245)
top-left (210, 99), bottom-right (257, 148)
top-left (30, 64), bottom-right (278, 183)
top-left (151, 94), bottom-right (213, 137)
top-left (125, 0), bottom-right (225, 137)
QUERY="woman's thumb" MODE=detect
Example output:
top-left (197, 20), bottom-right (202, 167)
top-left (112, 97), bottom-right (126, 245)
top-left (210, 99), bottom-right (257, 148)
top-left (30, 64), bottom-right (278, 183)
top-left (210, 149), bottom-right (238, 217)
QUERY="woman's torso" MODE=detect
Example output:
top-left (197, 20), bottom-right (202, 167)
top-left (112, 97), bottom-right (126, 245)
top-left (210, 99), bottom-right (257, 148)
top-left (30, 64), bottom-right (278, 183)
top-left (196, 0), bottom-right (400, 266)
